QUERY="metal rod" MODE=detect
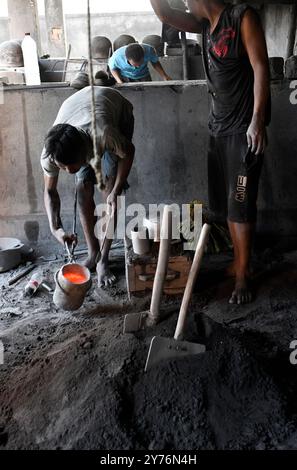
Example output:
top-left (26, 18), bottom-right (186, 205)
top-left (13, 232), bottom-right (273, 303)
top-left (73, 186), bottom-right (78, 236)
top-left (181, 31), bottom-right (189, 81)
top-left (62, 43), bottom-right (71, 82)
top-left (8, 264), bottom-right (36, 286)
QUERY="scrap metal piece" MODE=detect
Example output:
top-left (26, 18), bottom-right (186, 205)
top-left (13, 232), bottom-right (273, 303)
top-left (41, 282), bottom-right (53, 293)
top-left (123, 311), bottom-right (149, 333)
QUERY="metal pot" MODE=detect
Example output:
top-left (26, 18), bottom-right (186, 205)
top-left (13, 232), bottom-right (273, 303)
top-left (0, 238), bottom-right (24, 273)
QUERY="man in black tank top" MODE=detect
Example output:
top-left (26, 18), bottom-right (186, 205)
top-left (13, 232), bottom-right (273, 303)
top-left (151, 0), bottom-right (270, 304)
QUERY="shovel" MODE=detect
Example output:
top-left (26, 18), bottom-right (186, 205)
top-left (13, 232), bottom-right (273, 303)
top-left (144, 223), bottom-right (211, 371)
top-left (123, 205), bottom-right (173, 333)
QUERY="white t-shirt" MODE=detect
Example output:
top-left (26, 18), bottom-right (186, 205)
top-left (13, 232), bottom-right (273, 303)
top-left (41, 86), bottom-right (134, 177)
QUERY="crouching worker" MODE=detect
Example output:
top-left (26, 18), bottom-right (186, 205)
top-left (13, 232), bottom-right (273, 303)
top-left (41, 85), bottom-right (135, 287)
top-left (109, 43), bottom-right (171, 83)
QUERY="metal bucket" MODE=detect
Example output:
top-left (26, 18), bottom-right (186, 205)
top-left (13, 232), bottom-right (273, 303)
top-left (53, 263), bottom-right (91, 311)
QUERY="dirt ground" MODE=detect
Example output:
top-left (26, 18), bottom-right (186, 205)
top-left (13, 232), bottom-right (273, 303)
top-left (1, 245), bottom-right (297, 450)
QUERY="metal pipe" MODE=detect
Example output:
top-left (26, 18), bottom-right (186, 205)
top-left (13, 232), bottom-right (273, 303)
top-left (180, 31), bottom-right (189, 81)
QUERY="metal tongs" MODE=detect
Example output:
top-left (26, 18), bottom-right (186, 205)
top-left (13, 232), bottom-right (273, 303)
top-left (65, 240), bottom-right (76, 264)
top-left (65, 187), bottom-right (78, 264)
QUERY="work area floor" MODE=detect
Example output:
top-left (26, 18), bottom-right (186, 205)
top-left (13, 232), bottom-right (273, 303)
top-left (1, 245), bottom-right (297, 450)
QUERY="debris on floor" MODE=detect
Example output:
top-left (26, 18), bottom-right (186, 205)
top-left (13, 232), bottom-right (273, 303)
top-left (1, 249), bottom-right (297, 450)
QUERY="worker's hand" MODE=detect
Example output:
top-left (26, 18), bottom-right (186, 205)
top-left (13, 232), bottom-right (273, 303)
top-left (164, 75), bottom-right (172, 81)
top-left (246, 115), bottom-right (266, 155)
top-left (53, 228), bottom-right (78, 248)
top-left (106, 191), bottom-right (118, 218)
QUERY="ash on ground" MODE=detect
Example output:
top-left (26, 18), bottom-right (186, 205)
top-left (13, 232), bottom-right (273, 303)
top-left (1, 248), bottom-right (297, 450)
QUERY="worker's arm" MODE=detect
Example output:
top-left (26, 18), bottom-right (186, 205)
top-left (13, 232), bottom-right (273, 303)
top-left (151, 61), bottom-right (172, 81)
top-left (110, 68), bottom-right (124, 84)
top-left (150, 0), bottom-right (202, 33)
top-left (44, 174), bottom-right (77, 246)
top-left (106, 143), bottom-right (135, 216)
top-left (241, 9), bottom-right (270, 155)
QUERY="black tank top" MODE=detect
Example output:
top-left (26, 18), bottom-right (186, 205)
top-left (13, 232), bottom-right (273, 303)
top-left (202, 3), bottom-right (270, 137)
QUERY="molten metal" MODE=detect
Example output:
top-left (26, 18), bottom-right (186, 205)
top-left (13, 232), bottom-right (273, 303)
top-left (63, 272), bottom-right (87, 284)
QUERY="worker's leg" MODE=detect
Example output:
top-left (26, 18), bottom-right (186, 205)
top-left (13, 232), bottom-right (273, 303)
top-left (97, 174), bottom-right (117, 287)
top-left (228, 221), bottom-right (254, 304)
top-left (96, 151), bottom-right (130, 287)
top-left (225, 134), bottom-right (264, 304)
top-left (76, 167), bottom-right (100, 271)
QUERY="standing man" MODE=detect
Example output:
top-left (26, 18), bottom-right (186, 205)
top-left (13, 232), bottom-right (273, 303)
top-left (109, 43), bottom-right (171, 83)
top-left (41, 85), bottom-right (135, 287)
top-left (150, 0), bottom-right (270, 304)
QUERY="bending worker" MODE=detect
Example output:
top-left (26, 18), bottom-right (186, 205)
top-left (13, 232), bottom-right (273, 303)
top-left (150, 0), bottom-right (271, 304)
top-left (109, 42), bottom-right (171, 83)
top-left (41, 85), bottom-right (135, 287)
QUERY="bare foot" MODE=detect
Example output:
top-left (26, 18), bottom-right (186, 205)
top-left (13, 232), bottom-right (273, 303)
top-left (97, 260), bottom-right (117, 288)
top-left (229, 276), bottom-right (253, 305)
top-left (83, 251), bottom-right (100, 272)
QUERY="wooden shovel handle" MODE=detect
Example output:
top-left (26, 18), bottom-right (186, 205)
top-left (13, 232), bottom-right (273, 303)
top-left (174, 224), bottom-right (211, 340)
top-left (149, 205), bottom-right (172, 321)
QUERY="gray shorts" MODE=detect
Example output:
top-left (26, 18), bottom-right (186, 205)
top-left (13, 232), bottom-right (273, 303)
top-left (75, 151), bottom-right (129, 190)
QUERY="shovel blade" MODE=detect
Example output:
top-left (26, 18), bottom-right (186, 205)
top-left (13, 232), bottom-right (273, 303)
top-left (145, 336), bottom-right (206, 371)
top-left (123, 311), bottom-right (149, 333)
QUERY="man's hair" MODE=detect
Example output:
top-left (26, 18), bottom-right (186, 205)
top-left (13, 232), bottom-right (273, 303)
top-left (95, 70), bottom-right (114, 86)
top-left (125, 43), bottom-right (144, 63)
top-left (44, 124), bottom-right (86, 165)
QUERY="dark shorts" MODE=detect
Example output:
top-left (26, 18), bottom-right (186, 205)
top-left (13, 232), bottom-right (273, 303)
top-left (208, 133), bottom-right (264, 224)
top-left (75, 151), bottom-right (129, 191)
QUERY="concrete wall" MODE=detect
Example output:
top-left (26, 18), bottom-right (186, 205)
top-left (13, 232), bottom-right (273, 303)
top-left (262, 3), bottom-right (297, 57)
top-left (0, 17), bottom-right (10, 44)
top-left (0, 80), bottom-right (297, 248)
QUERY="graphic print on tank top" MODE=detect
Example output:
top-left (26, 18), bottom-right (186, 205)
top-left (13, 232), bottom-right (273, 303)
top-left (212, 27), bottom-right (236, 58)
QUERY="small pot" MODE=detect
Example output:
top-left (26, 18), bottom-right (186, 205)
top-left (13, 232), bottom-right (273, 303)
top-left (0, 238), bottom-right (24, 273)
